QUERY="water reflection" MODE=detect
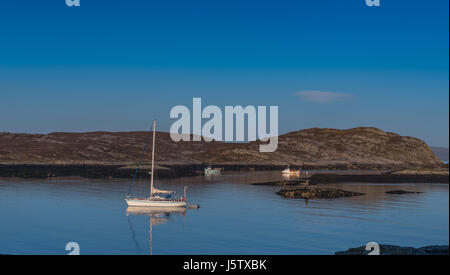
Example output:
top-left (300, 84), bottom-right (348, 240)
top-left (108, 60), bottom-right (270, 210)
top-left (0, 173), bottom-right (447, 255)
top-left (281, 173), bottom-right (296, 181)
top-left (126, 207), bottom-right (186, 255)
top-left (281, 173), bottom-right (310, 181)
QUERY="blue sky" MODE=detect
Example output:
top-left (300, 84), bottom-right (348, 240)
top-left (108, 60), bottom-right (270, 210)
top-left (0, 0), bottom-right (448, 147)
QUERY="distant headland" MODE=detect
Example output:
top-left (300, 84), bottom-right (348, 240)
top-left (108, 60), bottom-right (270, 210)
top-left (0, 127), bottom-right (445, 179)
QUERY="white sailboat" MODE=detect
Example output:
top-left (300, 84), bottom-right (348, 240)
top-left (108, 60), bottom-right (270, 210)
top-left (125, 120), bottom-right (187, 208)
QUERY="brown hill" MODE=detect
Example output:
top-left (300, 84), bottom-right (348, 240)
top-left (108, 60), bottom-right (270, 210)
top-left (0, 127), bottom-right (442, 169)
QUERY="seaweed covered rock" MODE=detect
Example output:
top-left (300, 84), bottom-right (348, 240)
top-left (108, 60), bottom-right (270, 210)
top-left (276, 187), bottom-right (364, 199)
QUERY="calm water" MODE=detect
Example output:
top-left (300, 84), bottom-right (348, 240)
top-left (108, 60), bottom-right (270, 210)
top-left (0, 172), bottom-right (448, 255)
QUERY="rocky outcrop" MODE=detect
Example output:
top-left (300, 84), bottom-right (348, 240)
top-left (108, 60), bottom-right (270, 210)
top-left (276, 187), bottom-right (364, 199)
top-left (335, 245), bottom-right (449, 255)
top-left (0, 127), bottom-right (442, 170)
top-left (271, 127), bottom-right (442, 169)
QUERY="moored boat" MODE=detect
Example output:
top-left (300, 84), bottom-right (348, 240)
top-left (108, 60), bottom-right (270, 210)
top-left (204, 166), bottom-right (221, 175)
top-left (126, 197), bottom-right (186, 207)
top-left (125, 120), bottom-right (187, 208)
top-left (282, 166), bottom-right (301, 175)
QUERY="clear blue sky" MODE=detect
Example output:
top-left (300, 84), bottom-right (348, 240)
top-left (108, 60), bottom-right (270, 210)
top-left (0, 0), bottom-right (448, 147)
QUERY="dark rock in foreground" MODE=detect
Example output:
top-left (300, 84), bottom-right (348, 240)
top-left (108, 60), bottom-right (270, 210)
top-left (335, 245), bottom-right (449, 255)
top-left (277, 187), bottom-right (364, 200)
top-left (385, 190), bottom-right (422, 195)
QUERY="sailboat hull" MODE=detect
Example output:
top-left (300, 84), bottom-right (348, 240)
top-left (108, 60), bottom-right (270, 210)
top-left (282, 169), bottom-right (300, 175)
top-left (125, 199), bottom-right (187, 207)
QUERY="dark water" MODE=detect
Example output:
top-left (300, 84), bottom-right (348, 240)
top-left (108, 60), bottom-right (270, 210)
top-left (0, 172), bottom-right (448, 255)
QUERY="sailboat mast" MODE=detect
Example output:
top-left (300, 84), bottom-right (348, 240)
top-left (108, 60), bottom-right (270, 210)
top-left (150, 120), bottom-right (156, 198)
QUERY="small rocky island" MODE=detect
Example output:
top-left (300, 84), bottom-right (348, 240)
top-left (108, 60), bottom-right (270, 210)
top-left (335, 244), bottom-right (449, 255)
top-left (277, 187), bottom-right (364, 200)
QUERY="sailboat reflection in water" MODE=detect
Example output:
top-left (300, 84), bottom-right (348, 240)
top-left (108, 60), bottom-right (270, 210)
top-left (125, 120), bottom-right (187, 207)
top-left (126, 207), bottom-right (186, 255)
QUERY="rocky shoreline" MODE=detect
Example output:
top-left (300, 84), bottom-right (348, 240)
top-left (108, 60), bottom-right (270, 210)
top-left (277, 187), bottom-right (364, 200)
top-left (335, 244), bottom-right (449, 255)
top-left (0, 163), bottom-right (287, 179)
top-left (0, 164), bottom-right (448, 183)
